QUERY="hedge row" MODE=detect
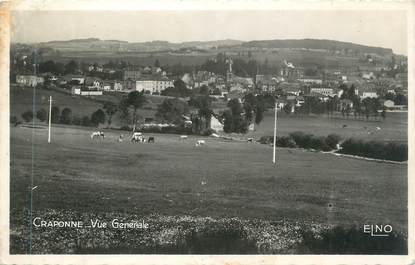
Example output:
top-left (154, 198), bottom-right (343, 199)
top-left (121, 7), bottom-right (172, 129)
top-left (339, 139), bottom-right (407, 162)
top-left (259, 132), bottom-right (341, 152)
top-left (259, 131), bottom-right (408, 162)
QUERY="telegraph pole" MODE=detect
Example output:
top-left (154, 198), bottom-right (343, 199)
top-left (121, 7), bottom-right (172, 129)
top-left (48, 96), bottom-right (52, 143)
top-left (272, 102), bottom-right (277, 164)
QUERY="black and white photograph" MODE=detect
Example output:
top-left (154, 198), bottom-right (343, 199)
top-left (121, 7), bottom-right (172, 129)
top-left (1, 0), bottom-right (413, 262)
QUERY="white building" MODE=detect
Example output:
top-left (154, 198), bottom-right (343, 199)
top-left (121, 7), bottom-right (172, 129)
top-left (361, 91), bottom-right (378, 99)
top-left (310, 87), bottom-right (334, 97)
top-left (210, 116), bottom-right (224, 132)
top-left (72, 87), bottom-right (103, 96)
top-left (16, 75), bottom-right (44, 87)
top-left (135, 79), bottom-right (174, 94)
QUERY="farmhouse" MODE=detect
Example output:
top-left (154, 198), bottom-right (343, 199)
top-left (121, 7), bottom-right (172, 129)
top-left (72, 86), bottom-right (103, 96)
top-left (110, 81), bottom-right (123, 91)
top-left (16, 75), bottom-right (44, 87)
top-left (64, 74), bottom-right (85, 85)
top-left (85, 77), bottom-right (103, 90)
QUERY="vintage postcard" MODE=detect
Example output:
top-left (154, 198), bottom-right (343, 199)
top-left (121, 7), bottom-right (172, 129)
top-left (0, 0), bottom-right (413, 264)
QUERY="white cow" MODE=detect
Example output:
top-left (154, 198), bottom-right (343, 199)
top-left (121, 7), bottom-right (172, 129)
top-left (195, 140), bottom-right (206, 146)
top-left (180, 135), bottom-right (188, 140)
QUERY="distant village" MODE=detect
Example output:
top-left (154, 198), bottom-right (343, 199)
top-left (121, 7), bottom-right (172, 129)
top-left (11, 46), bottom-right (408, 131)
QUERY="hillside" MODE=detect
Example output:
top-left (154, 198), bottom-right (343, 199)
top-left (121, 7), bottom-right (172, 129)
top-left (242, 38), bottom-right (393, 55)
top-left (30, 38), bottom-right (394, 56)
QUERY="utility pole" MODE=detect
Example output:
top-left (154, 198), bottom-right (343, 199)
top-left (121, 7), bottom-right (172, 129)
top-left (48, 96), bottom-right (52, 143)
top-left (273, 102), bottom-right (277, 164)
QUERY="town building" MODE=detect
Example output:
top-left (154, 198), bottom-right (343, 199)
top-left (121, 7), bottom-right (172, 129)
top-left (280, 60), bottom-right (304, 82)
top-left (123, 70), bottom-right (141, 81)
top-left (16, 75), bottom-right (44, 87)
top-left (136, 78), bottom-right (174, 94)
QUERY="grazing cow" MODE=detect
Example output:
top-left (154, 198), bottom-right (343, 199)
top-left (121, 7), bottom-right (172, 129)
top-left (180, 135), bottom-right (188, 140)
top-left (131, 132), bottom-right (144, 143)
top-left (342, 124), bottom-right (347, 128)
top-left (247, 138), bottom-right (254, 142)
top-left (148, 137), bottom-right (155, 143)
top-left (376, 126), bottom-right (381, 130)
top-left (118, 134), bottom-right (124, 142)
top-left (91, 131), bottom-right (104, 139)
top-left (195, 140), bottom-right (206, 146)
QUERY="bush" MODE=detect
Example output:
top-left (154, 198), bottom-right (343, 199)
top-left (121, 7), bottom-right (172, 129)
top-left (21, 110), bottom-right (33, 123)
top-left (36, 108), bottom-right (48, 122)
top-left (276, 136), bottom-right (297, 148)
top-left (72, 115), bottom-right (81, 126)
top-left (81, 116), bottom-right (92, 127)
top-left (259, 136), bottom-right (273, 144)
top-left (60, 108), bottom-right (73, 124)
top-left (325, 134), bottom-right (341, 149)
top-left (200, 128), bottom-right (215, 136)
top-left (260, 132), bottom-right (340, 152)
top-left (339, 139), bottom-right (407, 162)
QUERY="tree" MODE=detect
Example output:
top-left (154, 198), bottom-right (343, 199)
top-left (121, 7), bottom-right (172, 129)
top-left (127, 91), bottom-right (146, 131)
top-left (243, 93), bottom-right (257, 123)
top-left (222, 109), bottom-right (233, 133)
top-left (60, 107), bottom-right (73, 124)
top-left (21, 110), bottom-right (33, 123)
top-left (81, 116), bottom-right (92, 127)
top-left (64, 60), bottom-right (78, 74)
top-left (193, 95), bottom-right (213, 131)
top-left (103, 101), bottom-right (118, 127)
top-left (226, 98), bottom-right (248, 133)
top-left (51, 106), bottom-right (60, 123)
top-left (155, 98), bottom-right (189, 125)
top-left (118, 97), bottom-right (131, 124)
top-left (161, 79), bottom-right (191, 97)
top-left (36, 108), bottom-right (48, 122)
top-left (283, 103), bottom-right (292, 114)
top-left (91, 109), bottom-right (106, 127)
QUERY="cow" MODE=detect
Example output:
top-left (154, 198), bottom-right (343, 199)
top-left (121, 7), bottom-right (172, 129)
top-left (148, 137), bottom-right (155, 143)
top-left (247, 138), bottom-right (254, 142)
top-left (342, 124), bottom-right (347, 128)
top-left (131, 132), bottom-right (144, 143)
top-left (180, 135), bottom-right (188, 140)
top-left (91, 131), bottom-right (105, 139)
top-left (195, 140), bottom-right (205, 146)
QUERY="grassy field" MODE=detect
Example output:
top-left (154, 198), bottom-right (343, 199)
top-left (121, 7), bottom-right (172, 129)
top-left (249, 111), bottom-right (408, 143)
top-left (10, 125), bottom-right (407, 230)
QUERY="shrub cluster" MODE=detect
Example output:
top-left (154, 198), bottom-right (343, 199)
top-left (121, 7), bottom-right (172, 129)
top-left (259, 132), bottom-right (341, 152)
top-left (339, 139), bottom-right (407, 162)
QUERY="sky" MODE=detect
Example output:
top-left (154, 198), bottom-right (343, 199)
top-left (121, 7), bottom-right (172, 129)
top-left (11, 10), bottom-right (408, 55)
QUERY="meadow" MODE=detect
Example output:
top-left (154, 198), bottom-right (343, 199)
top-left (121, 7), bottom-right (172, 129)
top-left (249, 111), bottom-right (408, 143)
top-left (10, 125), bottom-right (407, 228)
